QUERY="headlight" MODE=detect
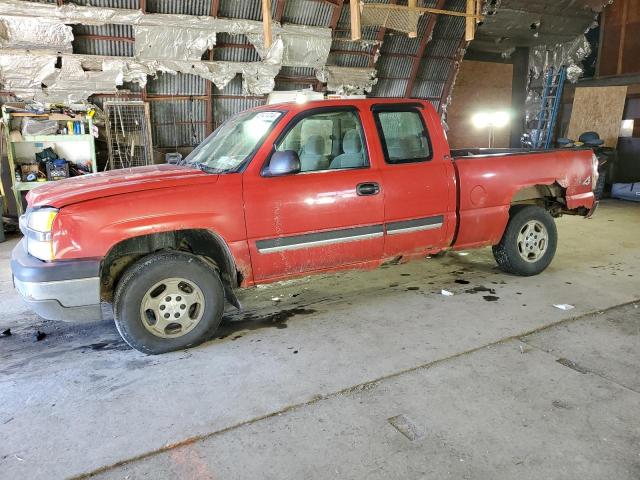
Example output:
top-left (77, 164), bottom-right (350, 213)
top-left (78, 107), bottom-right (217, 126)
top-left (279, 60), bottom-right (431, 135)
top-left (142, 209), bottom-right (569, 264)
top-left (28, 208), bottom-right (58, 233)
top-left (25, 208), bottom-right (58, 261)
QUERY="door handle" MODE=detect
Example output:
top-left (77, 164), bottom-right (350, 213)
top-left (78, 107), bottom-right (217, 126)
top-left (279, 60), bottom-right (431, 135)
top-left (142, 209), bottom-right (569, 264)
top-left (356, 182), bottom-right (380, 196)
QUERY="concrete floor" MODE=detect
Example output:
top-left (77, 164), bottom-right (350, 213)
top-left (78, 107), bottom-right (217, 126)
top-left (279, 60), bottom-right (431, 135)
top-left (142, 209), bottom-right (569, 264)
top-left (0, 200), bottom-right (639, 479)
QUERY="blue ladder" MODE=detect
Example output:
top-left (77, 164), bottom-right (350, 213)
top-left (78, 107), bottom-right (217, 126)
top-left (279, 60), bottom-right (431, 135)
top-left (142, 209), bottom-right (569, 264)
top-left (534, 66), bottom-right (567, 149)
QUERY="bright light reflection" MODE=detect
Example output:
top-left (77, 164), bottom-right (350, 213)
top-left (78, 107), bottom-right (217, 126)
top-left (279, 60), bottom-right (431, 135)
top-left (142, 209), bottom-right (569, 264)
top-left (472, 111), bottom-right (510, 129)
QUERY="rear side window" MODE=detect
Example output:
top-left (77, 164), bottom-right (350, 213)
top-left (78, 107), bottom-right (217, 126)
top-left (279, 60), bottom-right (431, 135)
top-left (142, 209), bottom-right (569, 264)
top-left (375, 109), bottom-right (432, 164)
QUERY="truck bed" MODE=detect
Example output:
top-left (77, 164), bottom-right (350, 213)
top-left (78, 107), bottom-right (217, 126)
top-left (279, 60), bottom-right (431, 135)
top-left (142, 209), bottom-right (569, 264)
top-left (451, 147), bottom-right (592, 158)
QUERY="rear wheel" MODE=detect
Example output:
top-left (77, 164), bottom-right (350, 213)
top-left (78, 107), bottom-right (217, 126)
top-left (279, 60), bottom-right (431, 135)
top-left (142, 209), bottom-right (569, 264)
top-left (492, 205), bottom-right (557, 276)
top-left (114, 251), bottom-right (225, 354)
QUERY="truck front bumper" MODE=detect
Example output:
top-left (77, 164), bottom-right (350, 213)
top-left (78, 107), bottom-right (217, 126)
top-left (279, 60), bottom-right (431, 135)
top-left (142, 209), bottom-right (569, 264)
top-left (11, 240), bottom-right (103, 322)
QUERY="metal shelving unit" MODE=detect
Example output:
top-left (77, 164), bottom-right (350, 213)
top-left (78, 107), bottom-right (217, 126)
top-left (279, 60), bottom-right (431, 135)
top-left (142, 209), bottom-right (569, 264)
top-left (1, 105), bottom-right (98, 215)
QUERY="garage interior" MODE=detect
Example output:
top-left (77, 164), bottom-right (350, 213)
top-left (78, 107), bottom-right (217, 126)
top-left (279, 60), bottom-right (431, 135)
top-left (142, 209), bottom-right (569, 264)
top-left (1, 0), bottom-right (639, 479)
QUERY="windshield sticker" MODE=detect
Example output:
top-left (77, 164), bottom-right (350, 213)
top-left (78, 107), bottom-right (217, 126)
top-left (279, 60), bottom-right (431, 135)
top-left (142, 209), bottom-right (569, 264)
top-left (255, 112), bottom-right (282, 122)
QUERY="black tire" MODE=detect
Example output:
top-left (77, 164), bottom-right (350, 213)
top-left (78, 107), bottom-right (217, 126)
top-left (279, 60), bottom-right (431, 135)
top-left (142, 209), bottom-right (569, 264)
top-left (492, 205), bottom-right (557, 276)
top-left (114, 251), bottom-right (225, 354)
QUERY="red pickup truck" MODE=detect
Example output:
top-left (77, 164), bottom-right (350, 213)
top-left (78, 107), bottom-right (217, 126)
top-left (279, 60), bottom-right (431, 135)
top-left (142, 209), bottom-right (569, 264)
top-left (12, 99), bottom-right (598, 354)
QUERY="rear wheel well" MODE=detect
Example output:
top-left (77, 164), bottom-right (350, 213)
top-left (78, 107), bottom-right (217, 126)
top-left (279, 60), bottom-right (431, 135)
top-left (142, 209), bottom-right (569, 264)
top-left (511, 183), bottom-right (566, 217)
top-left (100, 230), bottom-right (241, 307)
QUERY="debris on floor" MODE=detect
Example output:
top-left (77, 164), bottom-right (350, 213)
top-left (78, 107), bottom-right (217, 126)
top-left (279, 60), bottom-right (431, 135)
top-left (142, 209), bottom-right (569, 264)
top-left (1, 328), bottom-right (11, 337)
top-left (465, 286), bottom-right (497, 295)
top-left (34, 330), bottom-right (47, 341)
top-left (388, 414), bottom-right (425, 441)
top-left (553, 304), bottom-right (575, 311)
top-left (441, 289), bottom-right (454, 296)
top-left (483, 295), bottom-right (499, 302)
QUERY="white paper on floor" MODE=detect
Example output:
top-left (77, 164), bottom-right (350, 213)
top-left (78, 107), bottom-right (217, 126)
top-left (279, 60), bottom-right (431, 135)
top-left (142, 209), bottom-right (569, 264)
top-left (553, 304), bottom-right (575, 311)
top-left (441, 289), bottom-right (454, 296)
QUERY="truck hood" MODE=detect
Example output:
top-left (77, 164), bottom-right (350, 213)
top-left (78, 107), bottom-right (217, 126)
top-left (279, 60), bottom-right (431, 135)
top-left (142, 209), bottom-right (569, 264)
top-left (27, 164), bottom-right (214, 208)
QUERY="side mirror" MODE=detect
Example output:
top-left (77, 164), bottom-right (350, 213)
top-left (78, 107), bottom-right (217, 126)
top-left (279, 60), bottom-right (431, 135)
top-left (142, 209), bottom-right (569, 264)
top-left (263, 150), bottom-right (301, 176)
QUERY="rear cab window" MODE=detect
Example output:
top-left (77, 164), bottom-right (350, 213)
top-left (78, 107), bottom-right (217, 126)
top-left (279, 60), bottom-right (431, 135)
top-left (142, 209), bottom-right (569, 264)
top-left (373, 106), bottom-right (433, 164)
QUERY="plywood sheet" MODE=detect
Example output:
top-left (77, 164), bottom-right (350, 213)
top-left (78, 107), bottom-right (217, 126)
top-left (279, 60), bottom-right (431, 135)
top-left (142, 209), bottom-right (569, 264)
top-left (447, 60), bottom-right (513, 149)
top-left (567, 86), bottom-right (628, 148)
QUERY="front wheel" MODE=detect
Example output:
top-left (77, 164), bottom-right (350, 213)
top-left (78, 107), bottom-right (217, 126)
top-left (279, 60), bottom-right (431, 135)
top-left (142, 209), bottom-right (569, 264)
top-left (114, 251), bottom-right (225, 354)
top-left (492, 205), bottom-right (558, 276)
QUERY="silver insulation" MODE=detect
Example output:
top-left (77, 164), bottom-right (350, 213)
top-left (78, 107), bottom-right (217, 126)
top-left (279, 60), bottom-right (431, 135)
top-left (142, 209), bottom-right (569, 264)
top-left (0, 0), bottom-right (335, 102)
top-left (316, 66), bottom-right (378, 96)
top-left (0, 16), bottom-right (73, 52)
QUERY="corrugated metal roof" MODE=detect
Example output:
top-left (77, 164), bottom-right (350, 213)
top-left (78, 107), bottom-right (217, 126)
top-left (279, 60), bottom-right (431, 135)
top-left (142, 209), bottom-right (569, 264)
top-left (147, 73), bottom-right (207, 96)
top-left (371, 77), bottom-right (409, 97)
top-left (212, 46), bottom-right (260, 63)
top-left (282, 0), bottom-right (333, 27)
top-left (146, 0), bottom-right (210, 15)
top-left (69, 0), bottom-right (140, 7)
top-left (377, 55), bottom-right (413, 78)
top-left (73, 38), bottom-right (134, 57)
top-left (327, 52), bottom-right (370, 69)
top-left (9, 0), bottom-right (470, 147)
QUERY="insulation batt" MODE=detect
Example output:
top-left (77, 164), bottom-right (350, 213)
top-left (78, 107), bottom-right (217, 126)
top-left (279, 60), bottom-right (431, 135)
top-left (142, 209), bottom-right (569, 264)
top-left (0, 0), bottom-right (346, 101)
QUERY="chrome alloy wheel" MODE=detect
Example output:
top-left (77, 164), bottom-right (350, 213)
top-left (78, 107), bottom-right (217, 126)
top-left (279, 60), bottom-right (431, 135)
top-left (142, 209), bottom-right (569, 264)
top-left (139, 278), bottom-right (205, 338)
top-left (516, 220), bottom-right (548, 263)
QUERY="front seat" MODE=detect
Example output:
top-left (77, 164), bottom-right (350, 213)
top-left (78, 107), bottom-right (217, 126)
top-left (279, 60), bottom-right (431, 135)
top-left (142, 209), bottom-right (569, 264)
top-left (330, 130), bottom-right (364, 169)
top-left (299, 135), bottom-right (329, 171)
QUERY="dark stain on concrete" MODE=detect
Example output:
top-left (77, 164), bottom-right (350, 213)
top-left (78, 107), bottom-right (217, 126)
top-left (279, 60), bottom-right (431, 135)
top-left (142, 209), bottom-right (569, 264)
top-left (217, 308), bottom-right (317, 339)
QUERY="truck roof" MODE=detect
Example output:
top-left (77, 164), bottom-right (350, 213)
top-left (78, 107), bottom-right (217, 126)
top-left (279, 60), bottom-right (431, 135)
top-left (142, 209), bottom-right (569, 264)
top-left (252, 97), bottom-right (435, 114)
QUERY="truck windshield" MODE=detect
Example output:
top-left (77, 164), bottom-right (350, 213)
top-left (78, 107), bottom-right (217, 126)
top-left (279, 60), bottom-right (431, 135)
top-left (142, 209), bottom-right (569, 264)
top-left (184, 110), bottom-right (283, 173)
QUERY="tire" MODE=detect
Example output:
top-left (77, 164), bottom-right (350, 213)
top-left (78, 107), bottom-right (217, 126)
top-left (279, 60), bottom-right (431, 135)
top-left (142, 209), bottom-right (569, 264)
top-left (492, 205), bottom-right (557, 276)
top-left (114, 251), bottom-right (225, 354)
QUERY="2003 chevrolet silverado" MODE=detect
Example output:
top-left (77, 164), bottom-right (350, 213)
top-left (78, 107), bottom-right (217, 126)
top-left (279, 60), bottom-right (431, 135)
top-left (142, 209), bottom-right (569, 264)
top-left (11, 99), bottom-right (598, 354)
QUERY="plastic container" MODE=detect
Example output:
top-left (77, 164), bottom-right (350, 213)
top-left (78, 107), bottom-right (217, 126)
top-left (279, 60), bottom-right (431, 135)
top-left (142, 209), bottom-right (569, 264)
top-left (46, 159), bottom-right (69, 181)
top-left (21, 118), bottom-right (58, 136)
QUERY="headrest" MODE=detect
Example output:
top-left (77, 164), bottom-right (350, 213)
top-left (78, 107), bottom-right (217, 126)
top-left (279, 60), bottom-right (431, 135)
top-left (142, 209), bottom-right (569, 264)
top-left (304, 135), bottom-right (325, 155)
top-left (343, 130), bottom-right (362, 154)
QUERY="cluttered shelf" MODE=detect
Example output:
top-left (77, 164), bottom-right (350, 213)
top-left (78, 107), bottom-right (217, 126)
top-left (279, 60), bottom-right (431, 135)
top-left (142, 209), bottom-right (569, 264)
top-left (15, 182), bottom-right (46, 191)
top-left (16, 134), bottom-right (95, 143)
top-left (2, 103), bottom-right (98, 215)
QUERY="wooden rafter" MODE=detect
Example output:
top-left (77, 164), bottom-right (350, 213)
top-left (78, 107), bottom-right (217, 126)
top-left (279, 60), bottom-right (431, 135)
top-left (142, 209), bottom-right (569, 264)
top-left (408, 0), bottom-right (417, 38)
top-left (350, 0), bottom-right (361, 40)
top-left (404, 0), bottom-right (446, 98)
top-left (262, 0), bottom-right (273, 50)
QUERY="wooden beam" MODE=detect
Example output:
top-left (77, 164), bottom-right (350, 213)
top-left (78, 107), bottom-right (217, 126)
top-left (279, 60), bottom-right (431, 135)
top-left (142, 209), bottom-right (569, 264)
top-left (405, 0), bottom-right (446, 98)
top-left (465, 0), bottom-right (475, 41)
top-left (408, 0), bottom-right (417, 38)
top-left (262, 0), bottom-right (273, 50)
top-left (617, 0), bottom-right (629, 75)
top-left (350, 0), bottom-right (361, 41)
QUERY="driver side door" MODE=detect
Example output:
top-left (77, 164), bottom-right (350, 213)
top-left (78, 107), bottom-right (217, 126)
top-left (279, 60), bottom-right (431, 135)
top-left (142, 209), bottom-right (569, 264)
top-left (242, 106), bottom-right (384, 282)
